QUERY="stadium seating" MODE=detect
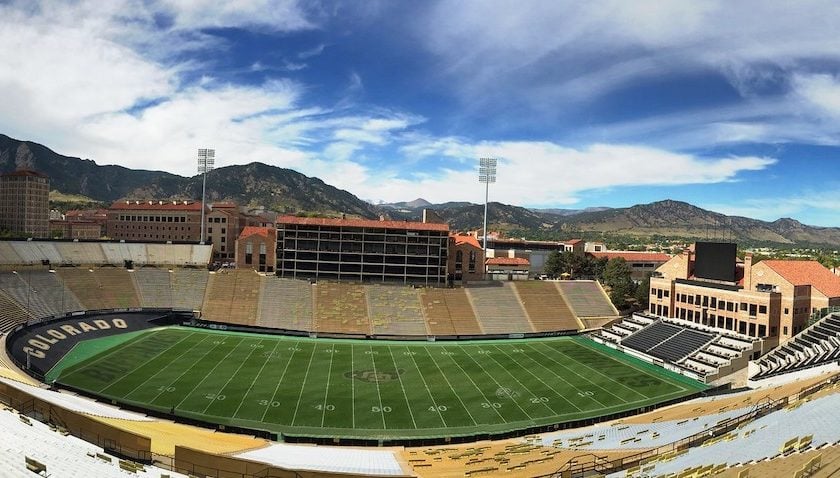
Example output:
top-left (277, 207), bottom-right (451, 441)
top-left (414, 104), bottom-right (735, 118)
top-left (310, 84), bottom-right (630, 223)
top-left (257, 276), bottom-right (315, 330)
top-left (621, 321), bottom-right (715, 363)
top-left (366, 284), bottom-right (427, 336)
top-left (753, 313), bottom-right (840, 380)
top-left (132, 267), bottom-right (174, 308)
top-left (0, 270), bottom-right (79, 319)
top-left (514, 281), bottom-right (581, 332)
top-left (556, 281), bottom-right (618, 317)
top-left (466, 282), bottom-right (533, 334)
top-left (202, 270), bottom-right (260, 325)
top-left (170, 268), bottom-right (209, 311)
top-left (0, 405), bottom-right (182, 478)
top-left (0, 290), bottom-right (34, 333)
top-left (55, 268), bottom-right (140, 310)
top-left (420, 288), bottom-right (483, 335)
top-left (235, 442), bottom-right (405, 476)
top-left (313, 282), bottom-right (371, 334)
top-left (0, 242), bottom-right (23, 264)
top-left (52, 242), bottom-right (108, 265)
top-left (614, 386), bottom-right (840, 478)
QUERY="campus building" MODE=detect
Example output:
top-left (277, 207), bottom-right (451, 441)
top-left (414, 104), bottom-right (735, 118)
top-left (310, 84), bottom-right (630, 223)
top-left (106, 200), bottom-right (204, 242)
top-left (448, 233), bottom-right (484, 282)
top-left (235, 226), bottom-right (277, 273)
top-left (50, 209), bottom-right (108, 239)
top-left (0, 169), bottom-right (49, 238)
top-left (484, 238), bottom-right (584, 277)
top-left (276, 215), bottom-right (449, 285)
top-left (649, 243), bottom-right (840, 348)
top-left (589, 251), bottom-right (672, 280)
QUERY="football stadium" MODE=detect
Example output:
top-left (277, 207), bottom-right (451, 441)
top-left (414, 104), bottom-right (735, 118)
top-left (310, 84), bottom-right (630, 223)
top-left (1, 239), bottom-right (839, 478)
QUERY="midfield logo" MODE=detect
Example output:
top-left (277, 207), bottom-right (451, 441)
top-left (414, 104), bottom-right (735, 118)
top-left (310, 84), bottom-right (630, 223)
top-left (345, 369), bottom-right (405, 383)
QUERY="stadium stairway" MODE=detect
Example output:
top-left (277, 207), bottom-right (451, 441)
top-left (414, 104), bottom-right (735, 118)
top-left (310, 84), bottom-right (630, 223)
top-left (466, 282), bottom-right (533, 334)
top-left (513, 281), bottom-right (582, 332)
top-left (131, 267), bottom-right (174, 309)
top-left (752, 313), bottom-right (840, 381)
top-left (420, 288), bottom-right (483, 336)
top-left (170, 268), bottom-right (208, 311)
top-left (257, 276), bottom-right (314, 331)
top-left (202, 269), bottom-right (260, 326)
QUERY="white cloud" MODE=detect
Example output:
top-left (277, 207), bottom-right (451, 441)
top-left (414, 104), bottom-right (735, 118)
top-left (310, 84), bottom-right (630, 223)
top-left (341, 139), bottom-right (776, 206)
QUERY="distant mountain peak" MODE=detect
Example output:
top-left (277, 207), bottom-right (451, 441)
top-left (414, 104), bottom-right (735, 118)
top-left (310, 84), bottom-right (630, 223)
top-left (405, 198), bottom-right (432, 208)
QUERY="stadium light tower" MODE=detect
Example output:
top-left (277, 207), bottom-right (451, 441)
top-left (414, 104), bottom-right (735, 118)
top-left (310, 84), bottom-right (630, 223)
top-left (197, 148), bottom-right (215, 244)
top-left (478, 158), bottom-right (497, 251)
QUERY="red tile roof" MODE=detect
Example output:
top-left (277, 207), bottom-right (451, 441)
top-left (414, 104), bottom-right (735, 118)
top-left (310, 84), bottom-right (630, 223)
top-left (279, 215), bottom-right (449, 232)
top-left (451, 233), bottom-right (481, 249)
top-left (761, 260), bottom-right (840, 297)
top-left (109, 200), bottom-right (204, 211)
top-left (239, 226), bottom-right (273, 240)
top-left (486, 257), bottom-right (530, 266)
top-left (590, 251), bottom-right (672, 262)
top-left (565, 239), bottom-right (583, 245)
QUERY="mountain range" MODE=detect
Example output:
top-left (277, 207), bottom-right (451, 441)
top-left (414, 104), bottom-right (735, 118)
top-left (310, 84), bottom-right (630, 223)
top-left (2, 133), bottom-right (839, 247)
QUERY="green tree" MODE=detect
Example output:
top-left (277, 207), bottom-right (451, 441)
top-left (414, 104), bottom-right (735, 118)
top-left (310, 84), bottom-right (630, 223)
top-left (602, 258), bottom-right (633, 309)
top-left (634, 272), bottom-right (652, 309)
top-left (543, 251), bottom-right (563, 278)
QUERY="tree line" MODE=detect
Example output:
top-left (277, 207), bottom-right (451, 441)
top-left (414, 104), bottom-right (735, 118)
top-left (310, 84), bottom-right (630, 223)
top-left (543, 251), bottom-right (650, 311)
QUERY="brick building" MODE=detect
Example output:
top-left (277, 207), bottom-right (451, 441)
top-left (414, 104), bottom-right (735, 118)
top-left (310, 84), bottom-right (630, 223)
top-left (235, 226), bottom-right (277, 273)
top-left (448, 233), bottom-right (484, 282)
top-left (0, 170), bottom-right (49, 238)
top-left (106, 200), bottom-right (204, 241)
top-left (649, 245), bottom-right (840, 348)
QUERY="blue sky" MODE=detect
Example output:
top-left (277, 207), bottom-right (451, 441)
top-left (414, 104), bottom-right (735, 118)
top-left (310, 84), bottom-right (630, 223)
top-left (1, 1), bottom-right (840, 226)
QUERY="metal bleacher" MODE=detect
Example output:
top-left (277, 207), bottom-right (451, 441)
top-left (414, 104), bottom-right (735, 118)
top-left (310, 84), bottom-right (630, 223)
top-left (367, 284), bottom-right (427, 336)
top-left (753, 313), bottom-right (840, 379)
top-left (466, 282), bottom-right (533, 334)
top-left (620, 321), bottom-right (715, 363)
top-left (257, 276), bottom-right (314, 331)
top-left (556, 281), bottom-right (618, 318)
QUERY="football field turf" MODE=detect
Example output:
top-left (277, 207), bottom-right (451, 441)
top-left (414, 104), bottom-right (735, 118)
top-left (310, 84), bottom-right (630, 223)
top-left (53, 327), bottom-right (706, 440)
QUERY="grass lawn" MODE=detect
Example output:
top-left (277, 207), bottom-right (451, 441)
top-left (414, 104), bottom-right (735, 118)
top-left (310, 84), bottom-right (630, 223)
top-left (54, 327), bottom-right (706, 440)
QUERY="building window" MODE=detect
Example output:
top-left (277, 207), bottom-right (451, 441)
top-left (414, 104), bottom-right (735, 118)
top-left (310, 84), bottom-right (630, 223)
top-left (468, 251), bottom-right (476, 273)
top-left (455, 250), bottom-right (463, 270)
top-left (246, 242), bottom-right (253, 265)
top-left (783, 326), bottom-right (788, 335)
top-left (758, 305), bottom-right (767, 314)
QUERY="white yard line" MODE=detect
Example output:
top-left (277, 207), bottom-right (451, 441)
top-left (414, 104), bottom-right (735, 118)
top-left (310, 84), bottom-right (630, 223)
top-left (124, 333), bottom-right (212, 401)
top-left (524, 343), bottom-right (617, 407)
top-left (386, 346), bottom-right (417, 429)
top-left (546, 342), bottom-right (654, 400)
top-left (455, 345), bottom-right (534, 421)
top-left (422, 346), bottom-right (480, 425)
top-left (231, 339), bottom-right (283, 419)
top-left (319, 343), bottom-right (337, 427)
top-left (368, 344), bottom-right (387, 429)
top-left (174, 337), bottom-right (246, 409)
top-left (405, 346), bottom-right (449, 427)
top-left (488, 344), bottom-right (571, 414)
top-left (290, 343), bottom-right (318, 426)
top-left (200, 339), bottom-right (270, 415)
top-left (259, 341), bottom-right (301, 423)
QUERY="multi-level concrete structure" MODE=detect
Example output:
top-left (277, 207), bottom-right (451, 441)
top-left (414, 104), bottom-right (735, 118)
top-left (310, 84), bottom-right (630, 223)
top-left (650, 245), bottom-right (840, 348)
top-left (0, 169), bottom-right (49, 238)
top-left (276, 215), bottom-right (449, 285)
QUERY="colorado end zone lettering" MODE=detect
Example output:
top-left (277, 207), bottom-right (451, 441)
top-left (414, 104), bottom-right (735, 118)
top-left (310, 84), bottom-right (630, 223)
top-left (22, 318), bottom-right (129, 359)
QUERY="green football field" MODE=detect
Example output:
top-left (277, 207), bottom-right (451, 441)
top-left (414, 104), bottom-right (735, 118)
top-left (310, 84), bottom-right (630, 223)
top-left (52, 327), bottom-right (706, 440)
